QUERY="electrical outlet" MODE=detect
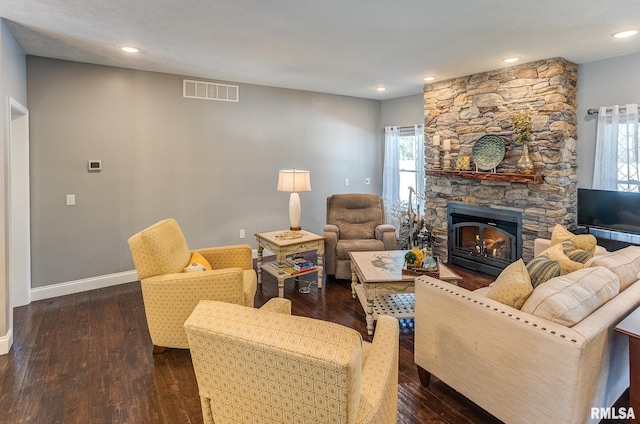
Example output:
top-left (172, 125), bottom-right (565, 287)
top-left (66, 194), bottom-right (76, 206)
top-left (365, 177), bottom-right (371, 184)
top-left (345, 179), bottom-right (349, 186)
top-left (239, 229), bottom-right (246, 239)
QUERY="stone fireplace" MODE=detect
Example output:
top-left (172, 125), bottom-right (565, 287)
top-left (422, 58), bottom-right (578, 265)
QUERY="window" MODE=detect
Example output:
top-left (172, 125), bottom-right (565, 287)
top-left (382, 124), bottom-right (425, 212)
top-left (617, 115), bottom-right (639, 191)
top-left (398, 128), bottom-right (422, 203)
top-left (593, 104), bottom-right (640, 192)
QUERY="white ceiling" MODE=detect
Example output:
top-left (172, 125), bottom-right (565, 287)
top-left (1, 0), bottom-right (640, 100)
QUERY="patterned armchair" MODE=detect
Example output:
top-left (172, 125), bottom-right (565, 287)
top-left (128, 218), bottom-right (257, 352)
top-left (324, 194), bottom-right (397, 279)
top-left (185, 300), bottom-right (399, 424)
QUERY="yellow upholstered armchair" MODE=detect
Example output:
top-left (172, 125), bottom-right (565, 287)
top-left (185, 299), bottom-right (399, 424)
top-left (127, 218), bottom-right (257, 352)
top-left (325, 194), bottom-right (398, 279)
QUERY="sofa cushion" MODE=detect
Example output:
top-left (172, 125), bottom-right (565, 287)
top-left (587, 246), bottom-right (640, 291)
top-left (550, 224), bottom-right (597, 254)
top-left (521, 266), bottom-right (620, 327)
top-left (486, 259), bottom-right (533, 309)
top-left (336, 239), bottom-right (385, 260)
top-left (526, 253), bottom-right (561, 288)
top-left (336, 221), bottom-right (377, 240)
top-left (540, 243), bottom-right (585, 275)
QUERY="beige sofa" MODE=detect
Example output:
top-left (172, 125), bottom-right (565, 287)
top-left (414, 239), bottom-right (640, 424)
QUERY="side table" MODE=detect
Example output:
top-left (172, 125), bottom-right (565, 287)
top-left (614, 305), bottom-right (640, 416)
top-left (255, 230), bottom-right (325, 298)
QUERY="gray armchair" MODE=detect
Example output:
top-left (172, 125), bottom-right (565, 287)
top-left (324, 194), bottom-right (397, 279)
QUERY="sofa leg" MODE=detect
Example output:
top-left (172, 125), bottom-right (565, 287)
top-left (417, 365), bottom-right (431, 387)
top-left (153, 345), bottom-right (166, 354)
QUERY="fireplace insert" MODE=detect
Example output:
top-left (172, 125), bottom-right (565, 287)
top-left (447, 203), bottom-right (522, 276)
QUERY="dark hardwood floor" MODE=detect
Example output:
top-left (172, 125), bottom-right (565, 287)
top-left (0, 259), bottom-right (631, 423)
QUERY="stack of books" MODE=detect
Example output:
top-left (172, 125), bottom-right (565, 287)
top-left (292, 258), bottom-right (316, 274)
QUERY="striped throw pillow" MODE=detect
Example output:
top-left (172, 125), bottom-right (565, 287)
top-left (560, 239), bottom-right (594, 264)
top-left (527, 253), bottom-right (562, 288)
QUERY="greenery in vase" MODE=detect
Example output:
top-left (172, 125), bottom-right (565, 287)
top-left (512, 109), bottom-right (532, 144)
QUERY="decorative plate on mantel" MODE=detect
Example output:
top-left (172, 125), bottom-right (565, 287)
top-left (471, 135), bottom-right (506, 170)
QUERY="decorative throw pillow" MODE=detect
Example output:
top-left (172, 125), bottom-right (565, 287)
top-left (560, 239), bottom-right (594, 264)
top-left (526, 254), bottom-right (561, 288)
top-left (540, 243), bottom-right (585, 275)
top-left (521, 266), bottom-right (620, 327)
top-left (550, 224), bottom-right (597, 254)
top-left (184, 251), bottom-right (212, 272)
top-left (486, 259), bottom-right (533, 309)
top-left (587, 246), bottom-right (640, 291)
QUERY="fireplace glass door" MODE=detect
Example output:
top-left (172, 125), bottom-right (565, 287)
top-left (451, 222), bottom-right (516, 270)
top-left (447, 203), bottom-right (523, 276)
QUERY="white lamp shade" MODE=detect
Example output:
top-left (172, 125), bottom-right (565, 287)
top-left (277, 169), bottom-right (311, 192)
top-left (277, 169), bottom-right (311, 230)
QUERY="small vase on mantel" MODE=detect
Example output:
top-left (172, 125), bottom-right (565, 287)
top-left (517, 141), bottom-right (535, 174)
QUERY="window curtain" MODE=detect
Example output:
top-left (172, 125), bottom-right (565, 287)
top-left (593, 104), bottom-right (639, 190)
top-left (414, 124), bottom-right (425, 200)
top-left (382, 126), bottom-right (400, 211)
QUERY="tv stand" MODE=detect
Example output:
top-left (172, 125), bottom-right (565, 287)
top-left (587, 227), bottom-right (640, 251)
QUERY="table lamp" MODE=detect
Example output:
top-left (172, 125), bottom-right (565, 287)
top-left (277, 169), bottom-right (311, 231)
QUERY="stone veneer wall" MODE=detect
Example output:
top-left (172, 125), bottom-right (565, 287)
top-left (423, 58), bottom-right (578, 263)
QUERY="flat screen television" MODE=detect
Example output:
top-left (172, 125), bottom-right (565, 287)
top-left (578, 188), bottom-right (640, 234)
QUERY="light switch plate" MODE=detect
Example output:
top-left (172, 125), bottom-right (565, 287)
top-left (66, 194), bottom-right (76, 206)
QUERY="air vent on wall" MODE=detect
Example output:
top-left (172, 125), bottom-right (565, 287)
top-left (183, 79), bottom-right (239, 102)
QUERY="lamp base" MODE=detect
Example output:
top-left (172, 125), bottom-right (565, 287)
top-left (288, 192), bottom-right (302, 231)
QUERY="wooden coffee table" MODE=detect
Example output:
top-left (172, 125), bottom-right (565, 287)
top-left (349, 250), bottom-right (461, 335)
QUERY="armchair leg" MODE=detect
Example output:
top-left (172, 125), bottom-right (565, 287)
top-left (153, 345), bottom-right (166, 354)
top-left (417, 365), bottom-right (431, 387)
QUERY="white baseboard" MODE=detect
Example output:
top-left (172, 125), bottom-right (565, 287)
top-left (0, 328), bottom-right (13, 355)
top-left (30, 270), bottom-right (139, 302)
top-left (27, 250), bottom-right (275, 303)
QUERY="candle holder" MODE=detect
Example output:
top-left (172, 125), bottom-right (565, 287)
top-left (443, 145), bottom-right (452, 170)
top-left (433, 145), bottom-right (441, 169)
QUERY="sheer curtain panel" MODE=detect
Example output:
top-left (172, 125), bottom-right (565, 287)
top-left (382, 126), bottom-right (400, 210)
top-left (593, 104), bottom-right (639, 191)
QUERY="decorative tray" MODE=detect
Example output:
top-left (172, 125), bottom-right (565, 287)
top-left (471, 135), bottom-right (506, 170)
top-left (402, 257), bottom-right (439, 278)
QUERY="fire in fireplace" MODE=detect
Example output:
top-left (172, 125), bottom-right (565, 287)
top-left (447, 203), bottom-right (523, 276)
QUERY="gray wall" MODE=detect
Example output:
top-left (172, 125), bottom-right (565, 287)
top-left (381, 93), bottom-right (424, 127)
top-left (576, 51), bottom-right (640, 188)
top-left (27, 56), bottom-right (382, 287)
top-left (1, 19), bottom-right (27, 336)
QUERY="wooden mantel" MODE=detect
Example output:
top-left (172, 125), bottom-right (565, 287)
top-left (426, 169), bottom-right (544, 184)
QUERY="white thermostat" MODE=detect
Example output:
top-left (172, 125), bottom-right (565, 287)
top-left (88, 160), bottom-right (102, 172)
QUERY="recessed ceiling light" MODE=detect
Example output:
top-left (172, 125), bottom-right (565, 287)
top-left (375, 87), bottom-right (387, 92)
top-left (423, 76), bottom-right (436, 82)
top-left (503, 57), bottom-right (520, 63)
top-left (612, 29), bottom-right (638, 39)
top-left (120, 46), bottom-right (141, 53)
